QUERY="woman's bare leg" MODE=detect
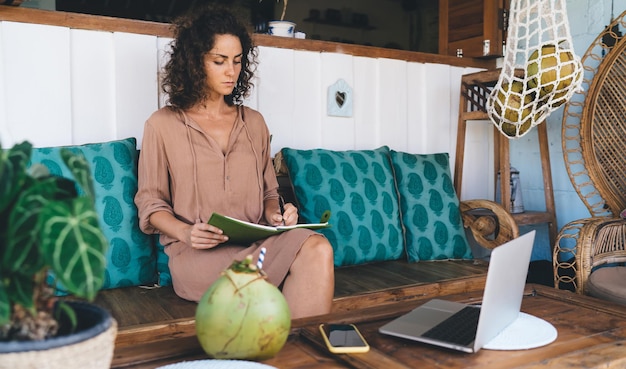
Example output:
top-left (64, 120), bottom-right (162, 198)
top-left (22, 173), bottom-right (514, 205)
top-left (281, 235), bottom-right (334, 319)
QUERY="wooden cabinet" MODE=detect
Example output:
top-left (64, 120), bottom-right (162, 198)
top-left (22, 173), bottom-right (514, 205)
top-left (439, 0), bottom-right (508, 58)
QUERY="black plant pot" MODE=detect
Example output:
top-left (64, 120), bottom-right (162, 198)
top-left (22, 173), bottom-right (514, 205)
top-left (0, 301), bottom-right (117, 369)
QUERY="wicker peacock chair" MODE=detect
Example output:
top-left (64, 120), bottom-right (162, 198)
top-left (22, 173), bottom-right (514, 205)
top-left (553, 10), bottom-right (626, 305)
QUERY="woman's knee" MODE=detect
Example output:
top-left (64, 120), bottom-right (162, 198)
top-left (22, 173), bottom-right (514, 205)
top-left (308, 235), bottom-right (334, 262)
top-left (297, 235), bottom-right (334, 268)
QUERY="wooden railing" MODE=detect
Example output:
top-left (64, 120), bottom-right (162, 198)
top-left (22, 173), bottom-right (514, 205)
top-left (0, 5), bottom-right (496, 70)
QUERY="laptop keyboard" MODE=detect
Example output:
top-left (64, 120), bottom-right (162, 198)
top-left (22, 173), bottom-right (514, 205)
top-left (422, 306), bottom-right (480, 346)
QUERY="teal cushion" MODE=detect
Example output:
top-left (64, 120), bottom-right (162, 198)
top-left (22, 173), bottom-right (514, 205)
top-left (154, 236), bottom-right (172, 286)
top-left (31, 138), bottom-right (157, 289)
top-left (390, 150), bottom-right (472, 261)
top-left (281, 146), bottom-right (404, 267)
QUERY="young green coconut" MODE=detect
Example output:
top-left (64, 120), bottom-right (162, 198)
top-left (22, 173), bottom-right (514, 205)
top-left (492, 80), bottom-right (534, 137)
top-left (526, 42), bottom-right (579, 107)
top-left (195, 253), bottom-right (291, 360)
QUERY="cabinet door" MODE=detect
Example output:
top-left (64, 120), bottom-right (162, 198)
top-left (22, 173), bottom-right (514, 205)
top-left (439, 0), bottom-right (507, 58)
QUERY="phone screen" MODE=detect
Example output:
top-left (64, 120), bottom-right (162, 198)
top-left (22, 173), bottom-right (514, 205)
top-left (325, 324), bottom-right (368, 348)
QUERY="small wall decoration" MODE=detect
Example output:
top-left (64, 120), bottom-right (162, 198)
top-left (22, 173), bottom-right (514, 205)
top-left (327, 79), bottom-right (353, 117)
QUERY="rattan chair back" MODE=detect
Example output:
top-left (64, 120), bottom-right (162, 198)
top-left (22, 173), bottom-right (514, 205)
top-left (581, 35), bottom-right (626, 217)
top-left (562, 11), bottom-right (626, 218)
top-left (554, 12), bottom-right (626, 295)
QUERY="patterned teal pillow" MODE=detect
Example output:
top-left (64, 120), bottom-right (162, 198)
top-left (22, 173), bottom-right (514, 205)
top-left (390, 150), bottom-right (473, 262)
top-left (154, 236), bottom-right (172, 286)
top-left (31, 138), bottom-right (157, 289)
top-left (281, 147), bottom-right (404, 267)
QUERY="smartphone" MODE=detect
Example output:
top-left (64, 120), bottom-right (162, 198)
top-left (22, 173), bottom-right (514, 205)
top-left (319, 323), bottom-right (370, 353)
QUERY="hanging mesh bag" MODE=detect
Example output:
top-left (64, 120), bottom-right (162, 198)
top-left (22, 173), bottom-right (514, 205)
top-left (486, 0), bottom-right (583, 138)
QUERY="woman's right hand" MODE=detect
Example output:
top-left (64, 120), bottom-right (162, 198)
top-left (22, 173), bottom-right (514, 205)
top-left (187, 222), bottom-right (229, 249)
top-left (149, 211), bottom-right (228, 249)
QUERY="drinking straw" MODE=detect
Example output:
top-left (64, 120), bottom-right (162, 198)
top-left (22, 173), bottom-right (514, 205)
top-left (257, 247), bottom-right (266, 269)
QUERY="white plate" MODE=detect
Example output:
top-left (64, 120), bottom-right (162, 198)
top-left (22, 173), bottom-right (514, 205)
top-left (156, 359), bottom-right (277, 369)
top-left (483, 312), bottom-right (558, 350)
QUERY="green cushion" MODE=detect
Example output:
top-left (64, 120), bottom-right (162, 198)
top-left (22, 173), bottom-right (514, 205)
top-left (31, 138), bottom-right (157, 289)
top-left (281, 146), bottom-right (404, 267)
top-left (390, 150), bottom-right (472, 262)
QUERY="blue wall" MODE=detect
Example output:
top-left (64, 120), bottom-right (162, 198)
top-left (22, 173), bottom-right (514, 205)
top-left (512, 0), bottom-right (626, 261)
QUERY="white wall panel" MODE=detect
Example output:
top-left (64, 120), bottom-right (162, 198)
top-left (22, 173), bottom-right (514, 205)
top-left (287, 50), bottom-right (321, 152)
top-left (320, 52), bottom-right (354, 150)
top-left (407, 62), bottom-right (427, 153)
top-left (353, 56), bottom-right (378, 150)
top-left (2, 22), bottom-right (71, 147)
top-left (71, 29), bottom-right (115, 145)
top-left (244, 72), bottom-right (259, 112)
top-left (243, 46), bottom-right (259, 112)
top-left (378, 58), bottom-right (408, 152)
top-left (156, 36), bottom-right (173, 112)
top-left (422, 63), bottom-right (452, 154)
top-left (460, 120), bottom-right (495, 201)
top-left (114, 32), bottom-right (159, 148)
top-left (256, 46), bottom-right (295, 151)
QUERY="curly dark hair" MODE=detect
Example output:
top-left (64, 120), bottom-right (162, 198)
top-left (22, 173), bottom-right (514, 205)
top-left (162, 5), bottom-right (258, 109)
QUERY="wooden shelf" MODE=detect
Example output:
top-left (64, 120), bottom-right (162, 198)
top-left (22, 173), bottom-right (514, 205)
top-left (512, 210), bottom-right (556, 225)
top-left (454, 69), bottom-right (558, 250)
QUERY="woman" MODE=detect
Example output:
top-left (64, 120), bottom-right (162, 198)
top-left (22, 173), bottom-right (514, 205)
top-left (135, 5), bottom-right (334, 319)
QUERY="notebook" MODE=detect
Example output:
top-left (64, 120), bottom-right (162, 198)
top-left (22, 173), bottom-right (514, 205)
top-left (207, 212), bottom-right (330, 245)
top-left (378, 230), bottom-right (536, 353)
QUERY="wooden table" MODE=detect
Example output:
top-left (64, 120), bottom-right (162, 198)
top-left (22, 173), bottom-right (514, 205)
top-left (112, 284), bottom-right (626, 368)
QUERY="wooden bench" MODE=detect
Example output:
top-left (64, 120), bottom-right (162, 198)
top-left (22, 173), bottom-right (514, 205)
top-left (88, 169), bottom-right (554, 344)
top-left (90, 174), bottom-right (519, 350)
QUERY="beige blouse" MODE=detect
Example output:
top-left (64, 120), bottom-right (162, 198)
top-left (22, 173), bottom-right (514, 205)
top-left (135, 105), bottom-right (279, 245)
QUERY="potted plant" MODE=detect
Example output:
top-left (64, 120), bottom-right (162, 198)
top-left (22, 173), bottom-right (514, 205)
top-left (0, 141), bottom-right (115, 368)
top-left (264, 0), bottom-right (295, 37)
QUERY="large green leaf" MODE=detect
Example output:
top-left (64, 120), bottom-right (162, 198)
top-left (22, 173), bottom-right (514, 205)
top-left (60, 148), bottom-right (96, 203)
top-left (0, 142), bottom-right (33, 263)
top-left (2, 177), bottom-right (76, 275)
top-left (0, 141), bottom-right (32, 214)
top-left (0, 270), bottom-right (35, 324)
top-left (38, 197), bottom-right (108, 301)
top-left (0, 279), bottom-right (9, 324)
top-left (7, 272), bottom-right (35, 308)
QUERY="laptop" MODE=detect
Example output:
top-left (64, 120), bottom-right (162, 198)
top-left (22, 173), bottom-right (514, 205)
top-left (379, 230), bottom-right (535, 353)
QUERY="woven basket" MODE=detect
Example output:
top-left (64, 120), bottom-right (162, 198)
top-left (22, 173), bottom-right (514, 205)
top-left (0, 303), bottom-right (117, 369)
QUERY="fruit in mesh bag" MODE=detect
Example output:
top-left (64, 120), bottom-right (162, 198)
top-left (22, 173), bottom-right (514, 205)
top-left (527, 43), bottom-right (578, 103)
top-left (493, 80), bottom-right (533, 137)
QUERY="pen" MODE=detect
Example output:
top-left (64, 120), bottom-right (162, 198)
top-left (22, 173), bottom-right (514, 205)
top-left (279, 196), bottom-right (286, 226)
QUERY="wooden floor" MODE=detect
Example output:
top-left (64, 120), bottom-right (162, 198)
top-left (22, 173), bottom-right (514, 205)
top-left (93, 259), bottom-right (490, 330)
